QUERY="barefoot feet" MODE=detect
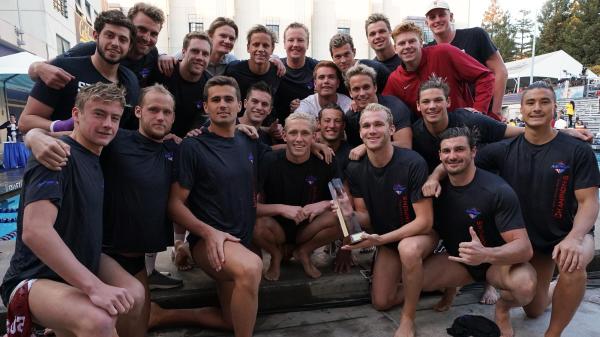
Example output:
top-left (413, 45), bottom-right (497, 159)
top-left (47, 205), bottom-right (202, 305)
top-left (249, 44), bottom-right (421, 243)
top-left (293, 249), bottom-right (322, 279)
top-left (480, 283), bottom-right (499, 305)
top-left (394, 316), bottom-right (416, 337)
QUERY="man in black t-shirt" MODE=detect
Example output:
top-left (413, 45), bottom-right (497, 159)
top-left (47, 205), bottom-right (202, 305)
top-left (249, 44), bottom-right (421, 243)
top-left (344, 63), bottom-right (412, 157)
top-left (365, 14), bottom-right (402, 72)
top-left (471, 82), bottom-right (599, 337)
top-left (238, 81), bottom-right (277, 147)
top-left (224, 25), bottom-right (282, 105)
top-left (255, 112), bottom-right (339, 281)
top-left (317, 104), bottom-right (351, 180)
top-left (169, 76), bottom-right (268, 337)
top-left (1, 83), bottom-right (145, 337)
top-left (19, 10), bottom-right (140, 133)
top-left (329, 33), bottom-right (390, 97)
top-left (424, 1), bottom-right (507, 120)
top-left (336, 103), bottom-right (434, 337)
top-left (156, 31), bottom-right (213, 138)
top-left (29, 3), bottom-right (169, 89)
top-left (421, 127), bottom-right (535, 337)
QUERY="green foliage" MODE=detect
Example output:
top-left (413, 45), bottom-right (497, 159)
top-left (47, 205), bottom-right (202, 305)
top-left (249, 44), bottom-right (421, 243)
top-left (481, 0), bottom-right (517, 61)
top-left (514, 10), bottom-right (533, 59)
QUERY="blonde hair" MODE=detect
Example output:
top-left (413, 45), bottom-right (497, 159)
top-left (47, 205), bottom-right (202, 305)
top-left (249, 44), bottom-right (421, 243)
top-left (75, 82), bottom-right (126, 111)
top-left (284, 111), bottom-right (317, 132)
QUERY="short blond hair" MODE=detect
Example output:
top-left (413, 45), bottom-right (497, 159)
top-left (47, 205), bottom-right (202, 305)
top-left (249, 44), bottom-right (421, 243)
top-left (139, 84), bottom-right (175, 109)
top-left (75, 82), bottom-right (126, 112)
top-left (284, 111), bottom-right (316, 132)
top-left (391, 22), bottom-right (423, 42)
top-left (359, 103), bottom-right (394, 126)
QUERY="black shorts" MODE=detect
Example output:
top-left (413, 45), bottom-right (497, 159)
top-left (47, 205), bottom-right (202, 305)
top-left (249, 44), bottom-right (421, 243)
top-left (532, 229), bottom-right (594, 255)
top-left (274, 216), bottom-right (308, 244)
top-left (464, 263), bottom-right (490, 283)
top-left (104, 251), bottom-right (145, 276)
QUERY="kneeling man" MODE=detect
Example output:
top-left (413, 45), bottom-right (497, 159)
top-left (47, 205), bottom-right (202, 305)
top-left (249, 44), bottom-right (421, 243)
top-left (422, 127), bottom-right (536, 337)
top-left (255, 111), bottom-right (340, 280)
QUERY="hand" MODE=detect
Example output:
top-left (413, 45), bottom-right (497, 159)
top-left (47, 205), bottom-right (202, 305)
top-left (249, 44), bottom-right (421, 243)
top-left (204, 228), bottom-right (241, 272)
top-left (163, 133), bottom-right (182, 144)
top-left (279, 205), bottom-right (307, 224)
top-left (422, 178), bottom-right (442, 198)
top-left (560, 128), bottom-right (593, 142)
top-left (270, 56), bottom-right (287, 77)
top-left (311, 142), bottom-right (334, 164)
top-left (186, 128), bottom-right (203, 138)
top-left (87, 283), bottom-right (134, 316)
top-left (552, 235), bottom-right (585, 272)
top-left (448, 227), bottom-right (488, 266)
top-left (289, 99), bottom-right (300, 113)
top-left (350, 100), bottom-right (358, 113)
top-left (349, 144), bottom-right (366, 161)
top-left (236, 124), bottom-right (259, 139)
top-left (28, 132), bottom-right (70, 171)
top-left (158, 54), bottom-right (177, 77)
top-left (302, 201), bottom-right (328, 222)
top-left (267, 119), bottom-right (283, 140)
top-left (38, 63), bottom-right (74, 90)
top-left (333, 248), bottom-right (354, 273)
top-left (341, 233), bottom-right (381, 250)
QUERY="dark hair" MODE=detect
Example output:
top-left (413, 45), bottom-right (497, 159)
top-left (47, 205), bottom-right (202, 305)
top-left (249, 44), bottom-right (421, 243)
top-left (317, 103), bottom-right (346, 124)
top-left (207, 17), bottom-right (238, 40)
top-left (520, 80), bottom-right (557, 103)
top-left (438, 126), bottom-right (480, 149)
top-left (182, 31), bottom-right (212, 51)
top-left (419, 75), bottom-right (450, 100)
top-left (203, 75), bottom-right (241, 101)
top-left (365, 13), bottom-right (391, 35)
top-left (245, 81), bottom-right (272, 102)
top-left (94, 10), bottom-right (137, 47)
top-left (329, 33), bottom-right (355, 55)
top-left (247, 24), bottom-right (277, 46)
top-left (127, 2), bottom-right (165, 26)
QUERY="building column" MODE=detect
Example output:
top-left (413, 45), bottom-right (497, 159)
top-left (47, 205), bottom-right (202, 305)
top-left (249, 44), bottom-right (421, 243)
top-left (311, 0), bottom-right (337, 60)
top-left (234, 0), bottom-right (261, 57)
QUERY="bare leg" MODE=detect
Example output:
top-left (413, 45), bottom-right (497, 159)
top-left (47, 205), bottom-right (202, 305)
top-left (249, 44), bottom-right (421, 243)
top-left (253, 217), bottom-right (285, 281)
top-left (433, 287), bottom-right (458, 312)
top-left (421, 253), bottom-right (473, 312)
top-left (394, 234), bottom-right (438, 337)
top-left (294, 212), bottom-right (341, 279)
top-left (97, 254), bottom-right (146, 337)
top-left (148, 302), bottom-right (229, 330)
top-left (193, 240), bottom-right (262, 337)
top-left (370, 246), bottom-right (404, 311)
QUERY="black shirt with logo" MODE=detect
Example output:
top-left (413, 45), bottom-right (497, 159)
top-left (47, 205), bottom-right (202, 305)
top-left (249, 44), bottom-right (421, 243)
top-left (373, 54), bottom-right (402, 72)
top-left (273, 57), bottom-right (319, 124)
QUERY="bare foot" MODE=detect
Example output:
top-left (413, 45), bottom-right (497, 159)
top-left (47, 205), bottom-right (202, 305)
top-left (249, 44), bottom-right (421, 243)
top-left (293, 249), bottom-right (321, 279)
top-left (264, 250), bottom-right (282, 281)
top-left (433, 287), bottom-right (457, 312)
top-left (393, 316), bottom-right (416, 337)
top-left (495, 300), bottom-right (514, 337)
top-left (480, 283), bottom-right (499, 305)
top-left (172, 240), bottom-right (193, 271)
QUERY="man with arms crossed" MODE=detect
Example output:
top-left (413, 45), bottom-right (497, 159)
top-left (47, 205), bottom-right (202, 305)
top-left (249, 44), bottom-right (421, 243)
top-left (1, 83), bottom-right (145, 337)
top-left (169, 76), bottom-right (268, 337)
top-left (254, 112), bottom-right (340, 280)
top-left (423, 126), bottom-right (536, 337)
top-left (336, 103), bottom-right (434, 337)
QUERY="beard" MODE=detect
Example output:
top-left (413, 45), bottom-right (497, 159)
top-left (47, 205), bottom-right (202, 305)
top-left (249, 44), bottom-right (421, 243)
top-left (97, 45), bottom-right (126, 65)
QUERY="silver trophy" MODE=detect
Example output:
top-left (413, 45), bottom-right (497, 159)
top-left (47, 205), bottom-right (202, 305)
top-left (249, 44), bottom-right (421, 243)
top-left (328, 178), bottom-right (365, 244)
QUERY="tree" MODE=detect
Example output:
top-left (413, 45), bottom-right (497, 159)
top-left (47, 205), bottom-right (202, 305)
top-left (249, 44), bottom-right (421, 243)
top-left (514, 9), bottom-right (533, 59)
top-left (576, 0), bottom-right (600, 66)
top-left (537, 0), bottom-right (572, 55)
top-left (481, 0), bottom-right (517, 61)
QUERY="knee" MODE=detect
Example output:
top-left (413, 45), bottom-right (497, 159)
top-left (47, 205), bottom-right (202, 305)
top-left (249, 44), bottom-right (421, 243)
top-left (236, 255), bottom-right (263, 287)
top-left (559, 268), bottom-right (587, 285)
top-left (397, 240), bottom-right (423, 268)
top-left (127, 279), bottom-right (147, 313)
top-left (524, 306), bottom-right (546, 319)
top-left (371, 293), bottom-right (393, 311)
top-left (75, 308), bottom-right (115, 337)
top-left (513, 272), bottom-right (537, 304)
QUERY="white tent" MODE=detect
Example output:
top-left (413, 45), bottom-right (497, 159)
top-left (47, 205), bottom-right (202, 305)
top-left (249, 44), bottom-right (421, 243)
top-left (506, 50), bottom-right (598, 91)
top-left (0, 51), bottom-right (45, 76)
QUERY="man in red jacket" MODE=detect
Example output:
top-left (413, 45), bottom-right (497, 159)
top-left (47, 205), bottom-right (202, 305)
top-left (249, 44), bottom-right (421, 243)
top-left (383, 22), bottom-right (496, 119)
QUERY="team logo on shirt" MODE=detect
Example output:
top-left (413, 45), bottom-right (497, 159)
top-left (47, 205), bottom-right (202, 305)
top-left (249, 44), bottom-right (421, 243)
top-left (305, 175), bottom-right (317, 185)
top-left (140, 68), bottom-right (150, 78)
top-left (551, 161), bottom-right (569, 174)
top-left (195, 100), bottom-right (203, 110)
top-left (164, 152), bottom-right (174, 161)
top-left (392, 184), bottom-right (406, 195)
top-left (465, 208), bottom-right (481, 220)
top-left (36, 180), bottom-right (59, 188)
top-left (306, 82), bottom-right (315, 90)
top-left (248, 153), bottom-right (254, 164)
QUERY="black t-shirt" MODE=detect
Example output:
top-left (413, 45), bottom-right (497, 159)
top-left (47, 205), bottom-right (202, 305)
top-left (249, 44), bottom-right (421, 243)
top-left (335, 141), bottom-right (352, 181)
top-left (412, 109), bottom-right (507, 172)
top-left (373, 54), bottom-right (402, 72)
top-left (273, 57), bottom-right (319, 123)
top-left (434, 169), bottom-right (524, 260)
top-left (259, 150), bottom-right (337, 206)
top-left (345, 95), bottom-right (412, 147)
top-left (346, 147), bottom-right (428, 236)
top-left (174, 131), bottom-right (270, 247)
top-left (29, 56), bottom-right (140, 130)
top-left (425, 28), bottom-right (497, 66)
top-left (62, 41), bottom-right (160, 88)
top-left (223, 60), bottom-right (282, 106)
top-left (338, 59), bottom-right (390, 97)
top-left (476, 133), bottom-right (600, 253)
top-left (155, 63), bottom-right (212, 137)
top-left (1, 137), bottom-right (104, 305)
top-left (101, 129), bottom-right (176, 253)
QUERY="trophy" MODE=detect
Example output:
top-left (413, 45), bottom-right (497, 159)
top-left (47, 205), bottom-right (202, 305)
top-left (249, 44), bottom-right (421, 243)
top-left (328, 178), bottom-right (365, 244)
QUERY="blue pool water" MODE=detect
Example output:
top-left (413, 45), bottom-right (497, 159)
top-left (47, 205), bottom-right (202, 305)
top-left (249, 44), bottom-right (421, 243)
top-left (0, 194), bottom-right (19, 240)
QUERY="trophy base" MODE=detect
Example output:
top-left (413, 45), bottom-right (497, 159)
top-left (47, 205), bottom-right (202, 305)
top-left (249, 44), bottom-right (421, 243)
top-left (350, 232), bottom-right (366, 244)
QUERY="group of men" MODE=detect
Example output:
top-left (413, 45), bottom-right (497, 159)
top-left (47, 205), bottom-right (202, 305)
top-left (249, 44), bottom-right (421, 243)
top-left (1, 1), bottom-right (598, 337)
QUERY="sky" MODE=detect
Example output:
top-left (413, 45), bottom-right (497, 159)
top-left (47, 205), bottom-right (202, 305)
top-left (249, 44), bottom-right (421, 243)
top-left (470, 0), bottom-right (545, 25)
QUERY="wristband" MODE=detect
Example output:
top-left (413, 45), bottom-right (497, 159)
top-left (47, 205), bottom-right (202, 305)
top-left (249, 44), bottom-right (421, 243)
top-left (50, 118), bottom-right (74, 132)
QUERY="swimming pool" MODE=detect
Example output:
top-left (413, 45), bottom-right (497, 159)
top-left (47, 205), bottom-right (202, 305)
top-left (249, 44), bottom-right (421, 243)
top-left (0, 194), bottom-right (18, 240)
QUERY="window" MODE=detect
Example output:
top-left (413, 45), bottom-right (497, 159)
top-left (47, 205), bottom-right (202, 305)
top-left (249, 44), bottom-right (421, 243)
top-left (404, 16), bottom-right (434, 44)
top-left (337, 27), bottom-right (350, 35)
top-left (56, 34), bottom-right (70, 54)
top-left (52, 0), bottom-right (68, 18)
top-left (188, 22), bottom-right (204, 32)
top-left (266, 24), bottom-right (280, 43)
top-left (85, 1), bottom-right (92, 18)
